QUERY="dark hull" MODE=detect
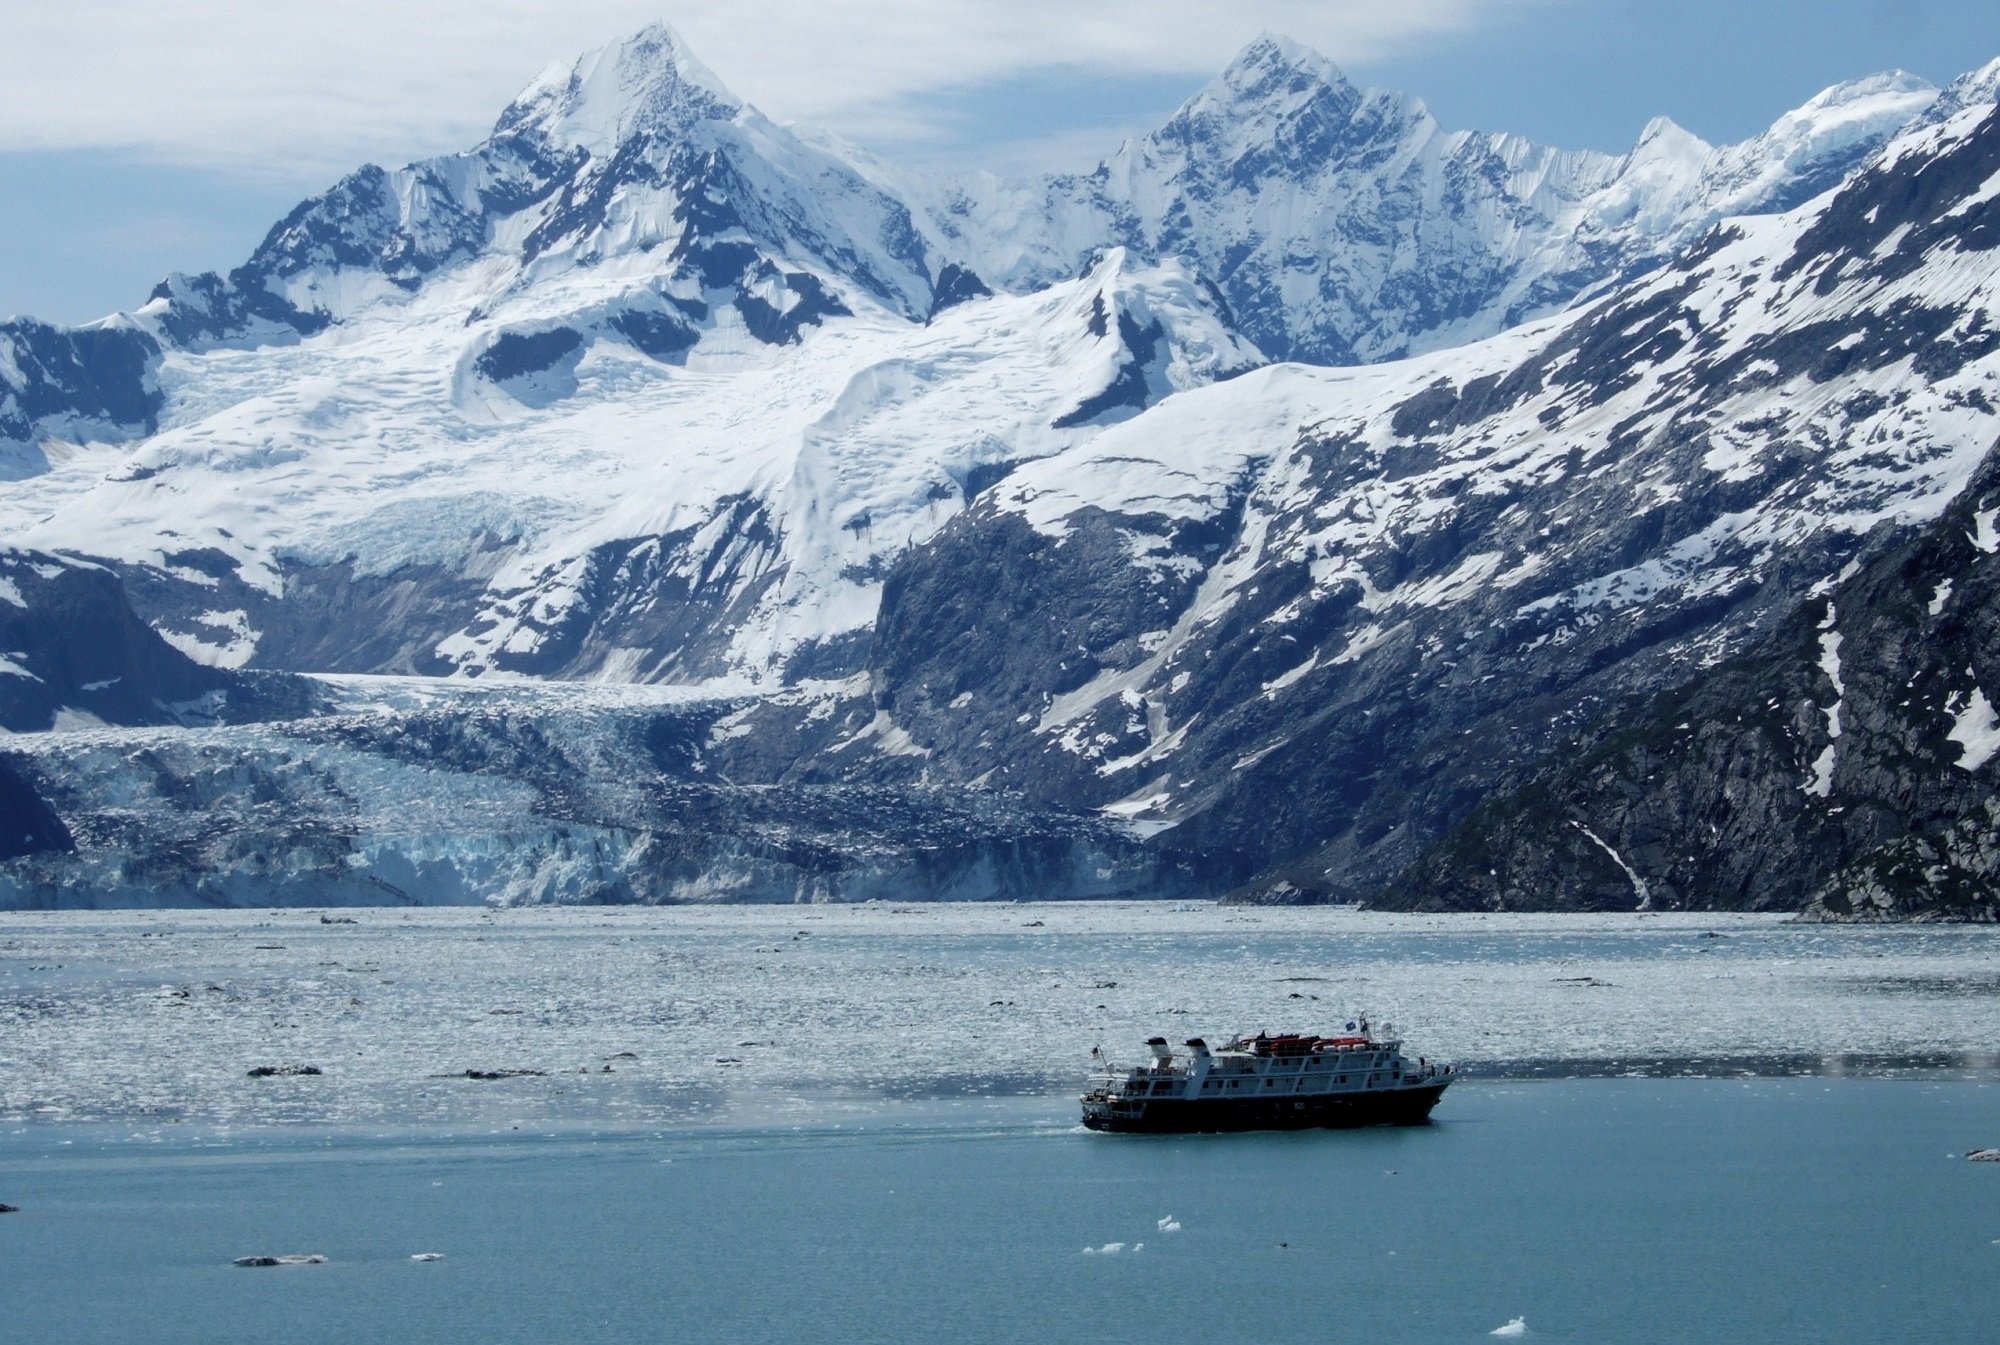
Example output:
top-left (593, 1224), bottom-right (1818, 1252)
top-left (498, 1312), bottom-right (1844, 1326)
top-left (1081, 1082), bottom-right (1449, 1134)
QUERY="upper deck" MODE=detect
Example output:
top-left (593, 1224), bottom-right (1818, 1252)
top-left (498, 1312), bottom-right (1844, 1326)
top-left (1086, 1030), bottom-right (1452, 1105)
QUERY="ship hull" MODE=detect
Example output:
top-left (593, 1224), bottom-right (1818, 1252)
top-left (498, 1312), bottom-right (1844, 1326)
top-left (1081, 1082), bottom-right (1449, 1134)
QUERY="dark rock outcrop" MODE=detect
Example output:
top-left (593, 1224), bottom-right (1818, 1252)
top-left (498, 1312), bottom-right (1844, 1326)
top-left (1384, 438), bottom-right (2000, 919)
top-left (0, 550), bottom-right (319, 733)
top-left (0, 758), bottom-right (71, 861)
top-left (0, 319), bottom-right (161, 471)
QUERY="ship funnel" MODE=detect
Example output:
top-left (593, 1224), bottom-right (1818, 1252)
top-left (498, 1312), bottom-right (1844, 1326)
top-left (1147, 1037), bottom-right (1172, 1063)
top-left (1184, 1037), bottom-right (1211, 1059)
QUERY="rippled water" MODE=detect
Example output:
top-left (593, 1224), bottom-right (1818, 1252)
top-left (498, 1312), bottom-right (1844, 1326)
top-left (3, 905), bottom-right (1997, 1344)
top-left (3, 1081), bottom-right (1997, 1345)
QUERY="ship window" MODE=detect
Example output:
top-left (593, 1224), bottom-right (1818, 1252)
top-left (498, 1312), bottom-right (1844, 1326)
top-left (1337, 1075), bottom-right (1346, 1083)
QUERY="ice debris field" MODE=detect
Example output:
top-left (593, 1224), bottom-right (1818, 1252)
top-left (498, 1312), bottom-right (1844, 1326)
top-left (2, 904), bottom-right (1996, 1133)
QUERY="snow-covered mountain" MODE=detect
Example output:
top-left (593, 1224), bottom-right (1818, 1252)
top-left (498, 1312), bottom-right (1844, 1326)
top-left (0, 25), bottom-right (1961, 689)
top-left (7, 247), bottom-right (1255, 684)
top-left (4, 23), bottom-right (2000, 912)
top-left (3, 25), bottom-right (1269, 685)
top-left (918, 34), bottom-right (1944, 363)
top-left (150, 24), bottom-right (939, 345)
top-left (862, 82), bottom-right (2000, 908)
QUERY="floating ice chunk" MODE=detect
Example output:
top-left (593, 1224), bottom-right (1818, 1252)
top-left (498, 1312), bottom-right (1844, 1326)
top-left (1083, 1242), bottom-right (1126, 1255)
top-left (1491, 1317), bottom-right (1527, 1336)
top-left (1157, 1215), bottom-right (1181, 1232)
top-left (411, 1252), bottom-right (446, 1262)
top-left (233, 1253), bottom-right (327, 1267)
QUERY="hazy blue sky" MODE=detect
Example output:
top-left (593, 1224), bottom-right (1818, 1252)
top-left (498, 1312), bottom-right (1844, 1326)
top-left (4, 0), bottom-right (1998, 325)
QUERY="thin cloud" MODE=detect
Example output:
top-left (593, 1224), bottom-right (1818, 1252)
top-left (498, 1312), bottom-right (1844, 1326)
top-left (0, 1), bottom-right (1538, 182)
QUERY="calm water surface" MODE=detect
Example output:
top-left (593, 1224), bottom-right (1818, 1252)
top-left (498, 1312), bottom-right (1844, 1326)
top-left (4, 1078), bottom-right (1996, 1345)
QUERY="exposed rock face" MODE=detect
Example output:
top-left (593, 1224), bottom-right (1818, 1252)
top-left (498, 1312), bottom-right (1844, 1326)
top-left (1384, 441), bottom-right (2000, 919)
top-left (0, 319), bottom-right (162, 474)
top-left (862, 101), bottom-right (2000, 909)
top-left (0, 550), bottom-right (317, 733)
top-left (0, 756), bottom-right (70, 861)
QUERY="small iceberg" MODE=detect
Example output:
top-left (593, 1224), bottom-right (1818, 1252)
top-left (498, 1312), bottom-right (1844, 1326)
top-left (410, 1252), bottom-right (445, 1262)
top-left (1157, 1215), bottom-right (1181, 1233)
top-left (233, 1254), bottom-right (326, 1268)
top-left (1083, 1242), bottom-right (1126, 1255)
top-left (1491, 1317), bottom-right (1527, 1337)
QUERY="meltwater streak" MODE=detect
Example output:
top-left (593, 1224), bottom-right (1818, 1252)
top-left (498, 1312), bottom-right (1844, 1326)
top-left (1, 1079), bottom-right (1996, 1345)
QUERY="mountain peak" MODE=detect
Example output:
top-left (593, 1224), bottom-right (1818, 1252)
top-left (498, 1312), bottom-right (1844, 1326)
top-left (493, 21), bottom-right (740, 156)
top-left (1800, 68), bottom-right (1936, 112)
top-left (1932, 55), bottom-right (2000, 121)
top-left (1632, 114), bottom-right (1708, 153)
top-left (1147, 30), bottom-right (1388, 160)
top-left (1214, 31), bottom-right (1355, 100)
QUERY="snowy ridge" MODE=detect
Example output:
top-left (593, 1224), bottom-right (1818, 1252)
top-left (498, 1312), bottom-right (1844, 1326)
top-left (4, 249), bottom-right (1255, 683)
top-left (0, 27), bottom-right (1955, 468)
top-left (921, 37), bottom-right (1941, 364)
top-left (134, 19), bottom-right (937, 355)
top-left (867, 93), bottom-right (2000, 901)
top-left (2, 25), bottom-right (1999, 909)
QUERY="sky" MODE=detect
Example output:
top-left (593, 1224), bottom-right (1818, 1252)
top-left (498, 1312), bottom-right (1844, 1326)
top-left (3, 0), bottom-right (1998, 325)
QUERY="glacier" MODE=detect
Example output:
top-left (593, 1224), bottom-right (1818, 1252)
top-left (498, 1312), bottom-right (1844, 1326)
top-left (1, 24), bottom-right (1999, 913)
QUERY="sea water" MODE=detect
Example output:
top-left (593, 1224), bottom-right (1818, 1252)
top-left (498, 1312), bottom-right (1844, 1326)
top-left (3, 1082), bottom-right (1996, 1345)
top-left (2, 906), bottom-right (1997, 1343)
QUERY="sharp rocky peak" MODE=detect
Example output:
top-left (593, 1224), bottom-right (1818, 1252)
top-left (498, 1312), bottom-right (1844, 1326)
top-left (492, 21), bottom-right (741, 157)
top-left (1930, 55), bottom-right (2000, 123)
top-left (1217, 31), bottom-right (1356, 96)
top-left (1148, 31), bottom-right (1427, 165)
